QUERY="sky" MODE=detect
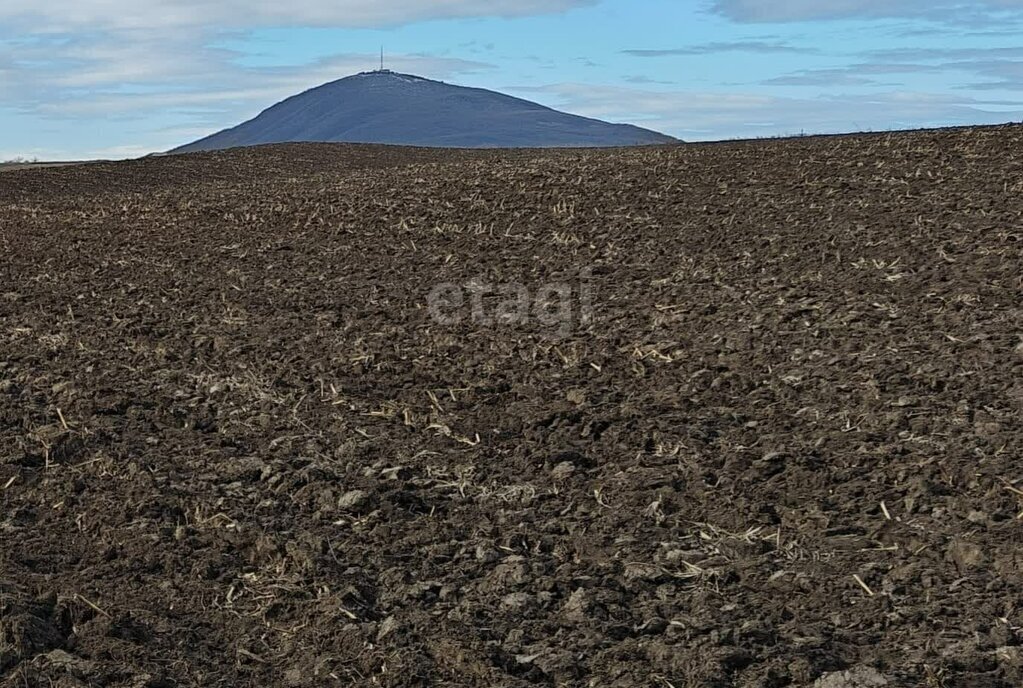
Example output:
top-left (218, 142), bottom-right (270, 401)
top-left (2, 0), bottom-right (1023, 160)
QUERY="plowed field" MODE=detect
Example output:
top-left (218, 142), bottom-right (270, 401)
top-left (2, 127), bottom-right (1022, 687)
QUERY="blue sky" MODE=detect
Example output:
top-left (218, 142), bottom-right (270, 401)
top-left (2, 0), bottom-right (1023, 159)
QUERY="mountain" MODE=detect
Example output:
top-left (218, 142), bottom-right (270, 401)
top-left (170, 71), bottom-right (677, 153)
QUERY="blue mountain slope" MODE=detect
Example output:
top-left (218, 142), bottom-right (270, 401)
top-left (170, 71), bottom-right (677, 153)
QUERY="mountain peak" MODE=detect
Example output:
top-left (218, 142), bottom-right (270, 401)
top-left (349, 69), bottom-right (427, 81)
top-left (171, 71), bottom-right (677, 153)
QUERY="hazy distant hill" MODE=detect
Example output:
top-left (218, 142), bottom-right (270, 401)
top-left (170, 71), bottom-right (677, 153)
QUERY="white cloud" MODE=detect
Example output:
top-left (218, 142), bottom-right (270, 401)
top-left (624, 41), bottom-right (818, 57)
top-left (763, 48), bottom-right (1023, 91)
top-left (2, 0), bottom-right (594, 31)
top-left (509, 82), bottom-right (1023, 139)
top-left (710, 0), bottom-right (1023, 24)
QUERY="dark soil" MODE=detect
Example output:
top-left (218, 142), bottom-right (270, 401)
top-left (1, 127), bottom-right (1022, 687)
